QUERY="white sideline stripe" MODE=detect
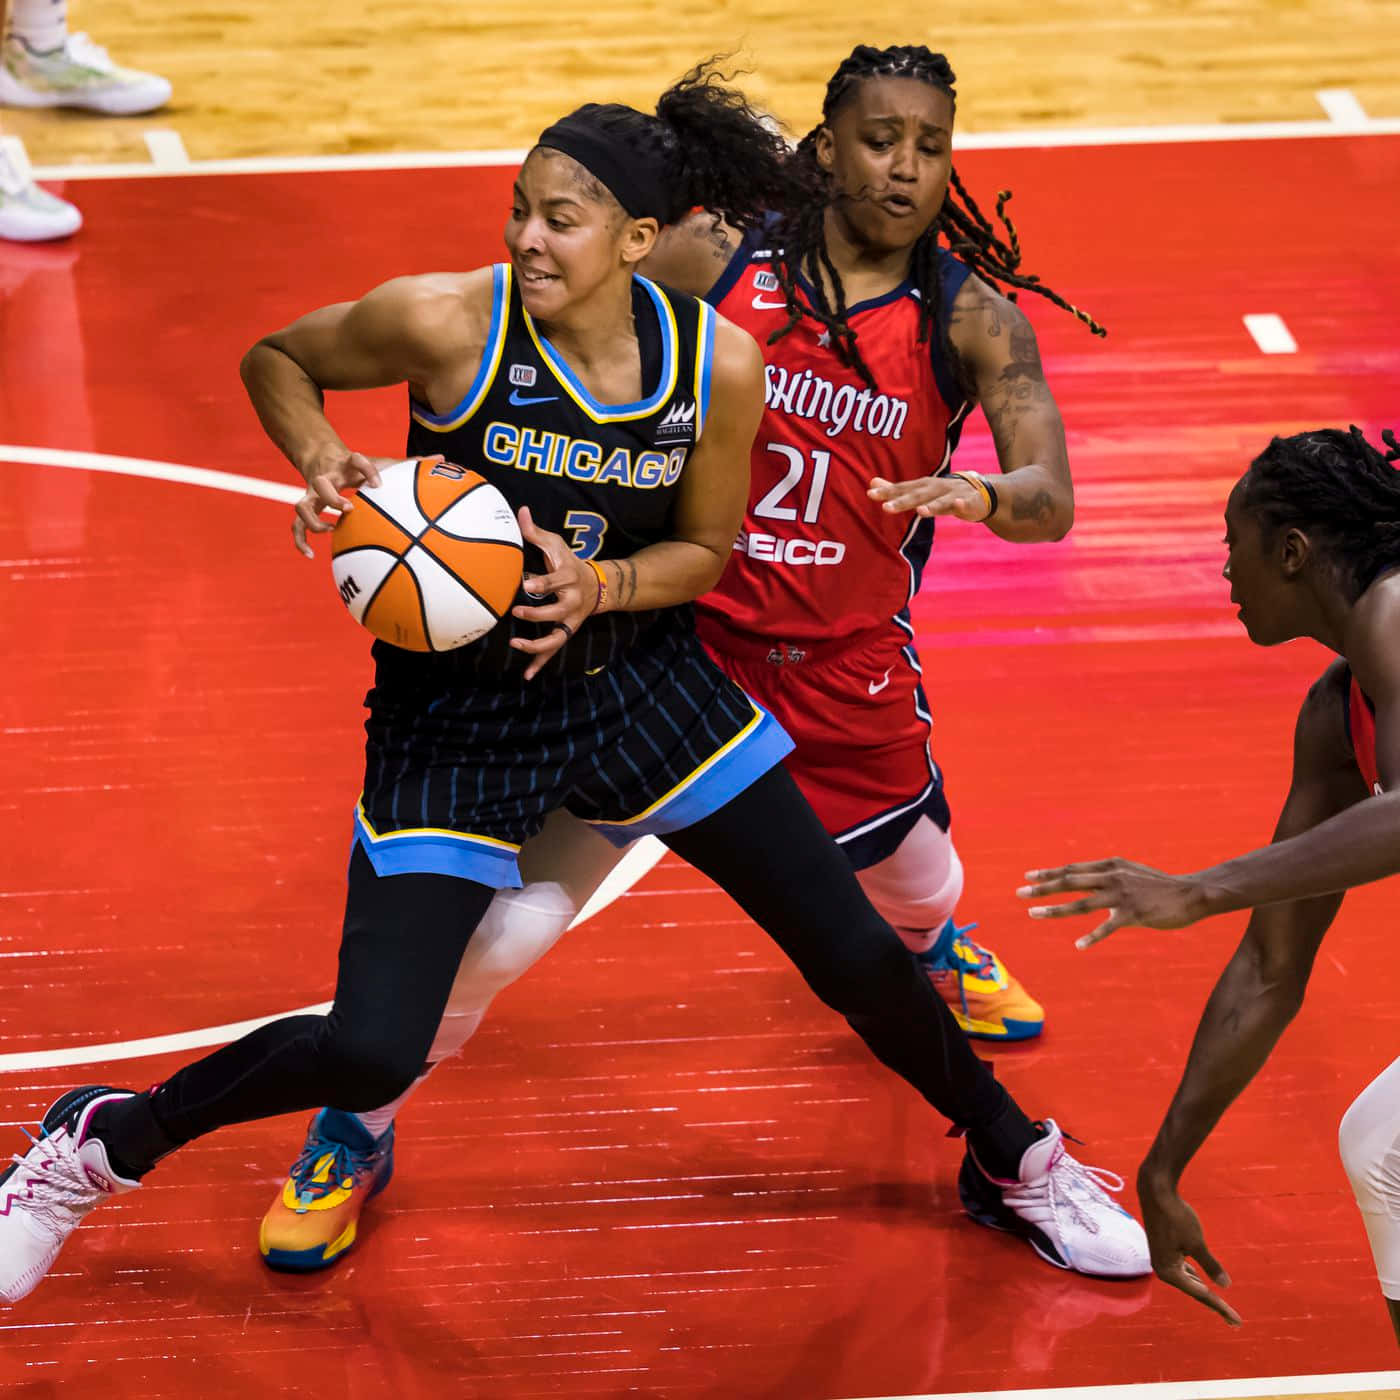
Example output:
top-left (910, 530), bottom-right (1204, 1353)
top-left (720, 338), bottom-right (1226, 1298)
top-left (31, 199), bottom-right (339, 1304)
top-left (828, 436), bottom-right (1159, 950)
top-left (1243, 313), bottom-right (1298, 355)
top-left (0, 447), bottom-right (668, 1073)
top-left (842, 1369), bottom-right (1400, 1400)
top-left (27, 116), bottom-right (1400, 183)
top-left (1316, 88), bottom-right (1370, 128)
top-left (0, 445), bottom-right (302, 503)
top-left (142, 129), bottom-right (190, 169)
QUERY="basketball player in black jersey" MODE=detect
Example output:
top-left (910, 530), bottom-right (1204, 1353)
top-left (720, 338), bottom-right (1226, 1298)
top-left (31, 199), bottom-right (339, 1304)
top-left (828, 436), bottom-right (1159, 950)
top-left (0, 66), bottom-right (1147, 1305)
top-left (1022, 427), bottom-right (1400, 1338)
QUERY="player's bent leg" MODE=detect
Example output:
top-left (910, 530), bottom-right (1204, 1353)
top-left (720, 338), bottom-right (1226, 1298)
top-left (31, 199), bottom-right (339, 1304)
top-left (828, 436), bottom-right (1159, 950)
top-left (261, 814), bottom-right (629, 1271)
top-left (1338, 1054), bottom-right (1400, 1340)
top-left (664, 766), bottom-right (1148, 1278)
top-left (856, 816), bottom-right (1045, 1042)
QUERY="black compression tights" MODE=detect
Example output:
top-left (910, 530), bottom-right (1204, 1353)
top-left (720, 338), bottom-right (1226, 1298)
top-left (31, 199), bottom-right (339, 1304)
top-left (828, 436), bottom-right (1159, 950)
top-left (94, 845), bottom-right (496, 1173)
top-left (97, 767), bottom-right (1033, 1177)
top-left (664, 765), bottom-right (1033, 1166)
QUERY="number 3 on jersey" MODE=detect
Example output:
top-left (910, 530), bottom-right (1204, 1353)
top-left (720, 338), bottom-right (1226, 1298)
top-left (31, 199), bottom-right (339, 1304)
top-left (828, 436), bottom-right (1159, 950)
top-left (562, 509), bottom-right (608, 560)
top-left (753, 443), bottom-right (832, 523)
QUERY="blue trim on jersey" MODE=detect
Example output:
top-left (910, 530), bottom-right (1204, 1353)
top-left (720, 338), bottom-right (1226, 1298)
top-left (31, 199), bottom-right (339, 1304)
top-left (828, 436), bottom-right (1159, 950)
top-left (352, 805), bottom-right (523, 888)
top-left (587, 705), bottom-right (795, 847)
top-left (929, 252), bottom-right (974, 416)
top-left (409, 264), bottom-right (511, 430)
top-left (529, 276), bottom-right (676, 420)
top-left (704, 226), bottom-right (764, 308)
top-left (695, 300), bottom-right (715, 436)
top-left (797, 272), bottom-right (914, 318)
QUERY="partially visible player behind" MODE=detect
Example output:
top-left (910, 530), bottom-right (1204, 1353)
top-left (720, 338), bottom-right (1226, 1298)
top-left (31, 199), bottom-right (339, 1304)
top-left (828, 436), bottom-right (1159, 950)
top-left (259, 43), bottom-right (1118, 1274)
top-left (1022, 426), bottom-right (1400, 1340)
top-left (0, 0), bottom-right (170, 241)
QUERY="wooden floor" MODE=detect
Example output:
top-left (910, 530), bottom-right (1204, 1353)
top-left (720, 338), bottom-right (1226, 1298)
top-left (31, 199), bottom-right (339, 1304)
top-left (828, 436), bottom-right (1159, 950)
top-left (4, 1), bottom-right (1400, 1397)
top-left (2, 0), bottom-right (1400, 167)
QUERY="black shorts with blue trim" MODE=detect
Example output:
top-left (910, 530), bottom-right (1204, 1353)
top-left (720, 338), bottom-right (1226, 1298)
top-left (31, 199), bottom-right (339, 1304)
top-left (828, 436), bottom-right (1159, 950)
top-left (354, 619), bottom-right (794, 887)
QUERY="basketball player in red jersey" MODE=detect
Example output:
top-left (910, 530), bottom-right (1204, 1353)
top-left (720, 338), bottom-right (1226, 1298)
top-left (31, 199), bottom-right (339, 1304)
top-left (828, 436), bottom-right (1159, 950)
top-left (253, 44), bottom-right (1138, 1276)
top-left (1023, 427), bottom-right (1400, 1338)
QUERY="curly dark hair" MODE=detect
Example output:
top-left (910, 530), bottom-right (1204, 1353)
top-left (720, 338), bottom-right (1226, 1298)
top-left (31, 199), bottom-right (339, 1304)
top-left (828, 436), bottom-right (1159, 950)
top-left (768, 43), bottom-right (1104, 388)
top-left (1241, 426), bottom-right (1400, 597)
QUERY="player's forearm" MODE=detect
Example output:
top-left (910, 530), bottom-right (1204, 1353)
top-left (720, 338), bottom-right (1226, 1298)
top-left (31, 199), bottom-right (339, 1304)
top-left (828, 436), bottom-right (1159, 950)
top-left (594, 540), bottom-right (728, 613)
top-left (980, 463), bottom-right (1074, 543)
top-left (1191, 790), bottom-right (1400, 916)
top-left (1139, 910), bottom-right (1330, 1186)
top-left (240, 341), bottom-right (347, 479)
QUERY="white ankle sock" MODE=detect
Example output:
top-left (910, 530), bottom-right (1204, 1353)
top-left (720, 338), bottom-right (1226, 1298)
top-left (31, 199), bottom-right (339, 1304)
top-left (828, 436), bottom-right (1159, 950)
top-left (6, 0), bottom-right (68, 54)
top-left (353, 1066), bottom-right (435, 1141)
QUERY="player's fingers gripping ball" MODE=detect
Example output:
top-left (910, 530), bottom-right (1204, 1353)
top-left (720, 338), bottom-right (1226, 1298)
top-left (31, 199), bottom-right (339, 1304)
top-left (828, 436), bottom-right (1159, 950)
top-left (330, 458), bottom-right (523, 651)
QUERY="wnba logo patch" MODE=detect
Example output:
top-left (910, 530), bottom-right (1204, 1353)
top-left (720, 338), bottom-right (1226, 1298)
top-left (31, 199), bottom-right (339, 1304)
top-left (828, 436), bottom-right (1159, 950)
top-left (753, 270), bottom-right (780, 292)
top-left (508, 364), bottom-right (537, 388)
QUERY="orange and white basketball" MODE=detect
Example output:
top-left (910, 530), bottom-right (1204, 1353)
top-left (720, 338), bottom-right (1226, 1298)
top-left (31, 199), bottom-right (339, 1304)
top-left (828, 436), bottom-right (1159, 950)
top-left (330, 458), bottom-right (523, 652)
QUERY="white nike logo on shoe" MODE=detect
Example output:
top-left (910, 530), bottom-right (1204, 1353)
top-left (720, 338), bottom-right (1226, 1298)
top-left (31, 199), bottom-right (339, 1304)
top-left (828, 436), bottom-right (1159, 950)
top-left (868, 667), bottom-right (894, 695)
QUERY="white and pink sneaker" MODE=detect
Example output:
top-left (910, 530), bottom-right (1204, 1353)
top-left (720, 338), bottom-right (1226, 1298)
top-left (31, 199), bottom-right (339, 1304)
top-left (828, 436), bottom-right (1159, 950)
top-left (0, 1086), bottom-right (140, 1303)
top-left (959, 1118), bottom-right (1151, 1278)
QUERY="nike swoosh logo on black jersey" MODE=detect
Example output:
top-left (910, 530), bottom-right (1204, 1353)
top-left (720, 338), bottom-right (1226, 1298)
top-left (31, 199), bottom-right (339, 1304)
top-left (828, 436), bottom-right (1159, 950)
top-left (509, 389), bottom-right (559, 406)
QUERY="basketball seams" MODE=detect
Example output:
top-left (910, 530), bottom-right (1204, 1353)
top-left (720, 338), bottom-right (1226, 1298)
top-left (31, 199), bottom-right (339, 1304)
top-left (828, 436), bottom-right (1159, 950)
top-left (408, 541), bottom-right (511, 622)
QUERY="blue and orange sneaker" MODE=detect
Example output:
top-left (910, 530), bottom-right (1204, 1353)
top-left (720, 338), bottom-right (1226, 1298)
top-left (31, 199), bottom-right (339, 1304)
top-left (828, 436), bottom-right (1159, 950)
top-left (921, 918), bottom-right (1045, 1041)
top-left (259, 1108), bottom-right (393, 1272)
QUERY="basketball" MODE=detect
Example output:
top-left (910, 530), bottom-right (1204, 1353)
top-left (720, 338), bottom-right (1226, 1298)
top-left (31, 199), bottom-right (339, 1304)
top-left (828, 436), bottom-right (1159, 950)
top-left (330, 458), bottom-right (523, 651)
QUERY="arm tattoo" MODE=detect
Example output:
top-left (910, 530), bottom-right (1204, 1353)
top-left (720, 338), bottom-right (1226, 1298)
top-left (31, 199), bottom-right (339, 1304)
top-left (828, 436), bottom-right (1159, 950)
top-left (615, 558), bottom-right (639, 609)
top-left (1011, 488), bottom-right (1055, 524)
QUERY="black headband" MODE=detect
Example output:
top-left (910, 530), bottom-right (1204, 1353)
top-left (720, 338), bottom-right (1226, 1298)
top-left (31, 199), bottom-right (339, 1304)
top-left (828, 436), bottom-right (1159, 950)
top-left (535, 110), bottom-right (672, 222)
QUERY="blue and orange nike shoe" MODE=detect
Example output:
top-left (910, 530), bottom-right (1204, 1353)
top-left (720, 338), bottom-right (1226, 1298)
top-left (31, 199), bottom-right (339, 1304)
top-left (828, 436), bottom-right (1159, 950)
top-left (921, 918), bottom-right (1045, 1041)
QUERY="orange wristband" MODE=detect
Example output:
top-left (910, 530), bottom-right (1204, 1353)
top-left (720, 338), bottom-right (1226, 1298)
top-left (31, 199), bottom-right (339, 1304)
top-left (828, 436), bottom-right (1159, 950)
top-left (587, 559), bottom-right (609, 615)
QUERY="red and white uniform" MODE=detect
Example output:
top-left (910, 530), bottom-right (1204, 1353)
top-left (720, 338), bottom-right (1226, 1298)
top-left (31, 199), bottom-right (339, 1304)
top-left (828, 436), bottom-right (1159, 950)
top-left (694, 232), bottom-right (975, 866)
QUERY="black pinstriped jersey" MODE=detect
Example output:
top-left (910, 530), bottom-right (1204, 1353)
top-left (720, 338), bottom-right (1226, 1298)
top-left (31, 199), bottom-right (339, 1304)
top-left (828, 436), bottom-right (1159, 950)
top-left (382, 264), bottom-right (719, 685)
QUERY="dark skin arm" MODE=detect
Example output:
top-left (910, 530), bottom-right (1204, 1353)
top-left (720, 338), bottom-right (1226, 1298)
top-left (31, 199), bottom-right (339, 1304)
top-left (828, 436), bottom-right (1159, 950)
top-left (868, 275), bottom-right (1073, 541)
top-left (1022, 656), bottom-right (1380, 1324)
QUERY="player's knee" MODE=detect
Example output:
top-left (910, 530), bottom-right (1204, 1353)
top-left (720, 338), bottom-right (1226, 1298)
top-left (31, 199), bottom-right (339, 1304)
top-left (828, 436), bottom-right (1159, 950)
top-left (1339, 1074), bottom-right (1400, 1207)
top-left (449, 881), bottom-right (577, 1007)
top-left (857, 824), bottom-right (963, 953)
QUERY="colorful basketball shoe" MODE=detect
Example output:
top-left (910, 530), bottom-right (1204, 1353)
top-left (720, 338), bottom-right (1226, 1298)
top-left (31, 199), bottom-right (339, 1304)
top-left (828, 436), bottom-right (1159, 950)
top-left (0, 1086), bottom-right (141, 1303)
top-left (920, 918), bottom-right (1045, 1041)
top-left (0, 33), bottom-right (171, 115)
top-left (260, 1108), bottom-right (394, 1272)
top-left (958, 1119), bottom-right (1151, 1278)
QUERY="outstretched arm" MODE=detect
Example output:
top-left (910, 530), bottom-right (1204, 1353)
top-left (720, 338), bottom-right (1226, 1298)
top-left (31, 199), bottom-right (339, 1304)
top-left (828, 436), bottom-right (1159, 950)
top-left (868, 275), bottom-right (1074, 542)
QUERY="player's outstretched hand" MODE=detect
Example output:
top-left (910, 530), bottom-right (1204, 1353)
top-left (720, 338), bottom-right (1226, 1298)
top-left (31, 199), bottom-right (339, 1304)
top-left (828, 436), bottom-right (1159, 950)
top-left (1016, 858), bottom-right (1204, 948)
top-left (292, 447), bottom-right (398, 557)
top-left (867, 473), bottom-right (990, 521)
top-left (510, 506), bottom-right (599, 681)
top-left (1137, 1173), bottom-right (1242, 1327)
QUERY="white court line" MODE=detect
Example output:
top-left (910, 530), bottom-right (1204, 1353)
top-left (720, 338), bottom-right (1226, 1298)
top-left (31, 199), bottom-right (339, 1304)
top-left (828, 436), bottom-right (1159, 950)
top-left (0, 446), bottom-right (666, 1074)
top-left (28, 115), bottom-right (1400, 182)
top-left (1316, 88), bottom-right (1371, 128)
top-left (142, 129), bottom-right (190, 169)
top-left (844, 1371), bottom-right (1400, 1400)
top-left (1242, 313), bottom-right (1298, 355)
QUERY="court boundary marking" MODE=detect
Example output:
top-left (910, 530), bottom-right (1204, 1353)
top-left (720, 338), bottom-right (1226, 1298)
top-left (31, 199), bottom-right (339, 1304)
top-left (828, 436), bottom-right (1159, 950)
top-left (0, 445), bottom-right (665, 1073)
top-left (842, 1372), bottom-right (1400, 1400)
top-left (26, 95), bottom-right (1400, 183)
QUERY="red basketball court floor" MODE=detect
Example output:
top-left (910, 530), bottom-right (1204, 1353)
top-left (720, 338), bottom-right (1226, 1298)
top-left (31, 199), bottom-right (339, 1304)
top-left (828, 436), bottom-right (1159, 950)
top-left (2, 132), bottom-right (1399, 1397)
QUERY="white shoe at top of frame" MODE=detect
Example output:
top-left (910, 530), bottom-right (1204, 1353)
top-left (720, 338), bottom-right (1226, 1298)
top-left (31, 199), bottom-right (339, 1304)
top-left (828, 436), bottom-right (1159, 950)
top-left (0, 32), bottom-right (171, 115)
top-left (0, 136), bottom-right (80, 242)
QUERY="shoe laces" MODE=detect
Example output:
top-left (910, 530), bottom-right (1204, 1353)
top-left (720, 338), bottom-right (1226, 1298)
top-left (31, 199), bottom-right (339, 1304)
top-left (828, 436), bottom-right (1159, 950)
top-left (1034, 1149), bottom-right (1127, 1237)
top-left (949, 922), bottom-right (998, 980)
top-left (5, 1127), bottom-right (103, 1232)
top-left (65, 33), bottom-right (117, 74)
top-left (288, 1134), bottom-right (378, 1208)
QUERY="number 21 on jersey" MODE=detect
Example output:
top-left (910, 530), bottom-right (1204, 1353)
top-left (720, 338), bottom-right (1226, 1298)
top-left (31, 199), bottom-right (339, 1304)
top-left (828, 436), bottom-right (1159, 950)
top-left (753, 443), bottom-right (831, 523)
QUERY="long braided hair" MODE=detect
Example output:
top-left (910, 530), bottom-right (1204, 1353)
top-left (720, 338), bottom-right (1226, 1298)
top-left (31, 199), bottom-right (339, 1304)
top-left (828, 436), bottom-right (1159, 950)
top-left (1241, 427), bottom-right (1400, 598)
top-left (770, 43), bottom-right (1103, 389)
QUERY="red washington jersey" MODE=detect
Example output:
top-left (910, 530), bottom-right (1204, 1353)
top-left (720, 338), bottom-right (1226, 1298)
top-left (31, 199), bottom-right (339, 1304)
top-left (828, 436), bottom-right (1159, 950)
top-left (696, 229), bottom-right (974, 651)
top-left (1346, 668), bottom-right (1384, 796)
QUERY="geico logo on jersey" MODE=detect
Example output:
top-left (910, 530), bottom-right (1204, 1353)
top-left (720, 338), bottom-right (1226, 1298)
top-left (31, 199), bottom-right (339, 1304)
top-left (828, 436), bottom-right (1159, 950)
top-left (481, 421), bottom-right (688, 489)
top-left (655, 398), bottom-right (697, 439)
top-left (733, 529), bottom-right (846, 565)
top-left (764, 365), bottom-right (909, 442)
